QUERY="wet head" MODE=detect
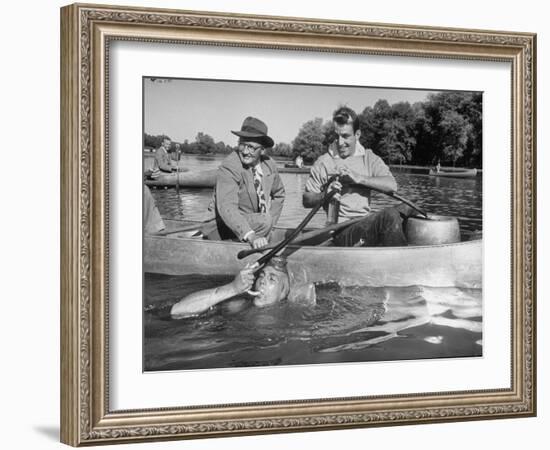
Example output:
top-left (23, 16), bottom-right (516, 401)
top-left (253, 257), bottom-right (290, 307)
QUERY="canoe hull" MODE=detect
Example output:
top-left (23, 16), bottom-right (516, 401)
top-left (145, 169), bottom-right (217, 187)
top-left (428, 168), bottom-right (478, 178)
top-left (278, 167), bottom-right (311, 174)
top-left (144, 222), bottom-right (482, 288)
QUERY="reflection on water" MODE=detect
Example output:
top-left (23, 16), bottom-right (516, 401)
top-left (146, 154), bottom-right (482, 232)
top-left (144, 273), bottom-right (482, 371)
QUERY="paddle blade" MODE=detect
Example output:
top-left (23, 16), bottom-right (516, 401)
top-left (237, 248), bottom-right (259, 259)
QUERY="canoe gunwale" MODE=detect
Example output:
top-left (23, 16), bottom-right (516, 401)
top-left (428, 168), bottom-right (478, 178)
top-left (146, 219), bottom-right (482, 288)
top-left (149, 232), bottom-right (481, 252)
top-left (156, 219), bottom-right (480, 251)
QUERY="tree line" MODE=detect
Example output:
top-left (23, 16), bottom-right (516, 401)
top-left (145, 91), bottom-right (482, 167)
top-left (144, 132), bottom-right (234, 156)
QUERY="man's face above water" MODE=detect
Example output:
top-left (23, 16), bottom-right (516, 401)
top-left (253, 266), bottom-right (289, 307)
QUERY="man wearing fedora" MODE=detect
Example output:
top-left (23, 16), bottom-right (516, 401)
top-left (202, 116), bottom-right (285, 249)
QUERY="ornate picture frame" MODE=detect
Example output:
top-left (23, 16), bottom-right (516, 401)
top-left (60, 3), bottom-right (536, 446)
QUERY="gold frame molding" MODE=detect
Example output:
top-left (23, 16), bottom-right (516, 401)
top-left (60, 3), bottom-right (536, 446)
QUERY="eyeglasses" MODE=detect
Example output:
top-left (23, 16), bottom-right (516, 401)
top-left (239, 142), bottom-right (264, 153)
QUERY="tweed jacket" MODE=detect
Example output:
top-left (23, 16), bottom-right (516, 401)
top-left (212, 151), bottom-right (285, 240)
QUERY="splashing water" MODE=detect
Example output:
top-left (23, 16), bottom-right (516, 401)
top-left (144, 274), bottom-right (482, 371)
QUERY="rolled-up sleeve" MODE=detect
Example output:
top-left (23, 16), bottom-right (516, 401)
top-left (305, 160), bottom-right (328, 194)
top-left (370, 153), bottom-right (392, 177)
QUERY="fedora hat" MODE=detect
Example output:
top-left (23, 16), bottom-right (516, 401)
top-left (231, 116), bottom-right (274, 148)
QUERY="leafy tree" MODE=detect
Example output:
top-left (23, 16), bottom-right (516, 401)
top-left (459, 92), bottom-right (482, 167)
top-left (358, 101), bottom-right (416, 163)
top-left (382, 102), bottom-right (416, 163)
top-left (379, 118), bottom-right (416, 164)
top-left (439, 110), bottom-right (472, 166)
top-left (144, 133), bottom-right (171, 150)
top-left (410, 102), bottom-right (436, 165)
top-left (179, 139), bottom-right (192, 154)
top-left (269, 142), bottom-right (293, 158)
top-left (358, 99), bottom-right (392, 154)
top-left (194, 132), bottom-right (217, 154)
top-left (420, 92), bottom-right (481, 166)
top-left (292, 118), bottom-right (327, 163)
top-left (215, 141), bottom-right (233, 154)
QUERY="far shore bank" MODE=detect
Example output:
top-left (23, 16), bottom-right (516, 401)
top-left (144, 150), bottom-right (482, 173)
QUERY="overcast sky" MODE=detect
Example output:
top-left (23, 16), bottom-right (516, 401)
top-left (144, 78), bottom-right (439, 145)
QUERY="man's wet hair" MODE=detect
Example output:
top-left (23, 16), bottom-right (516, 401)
top-left (261, 257), bottom-right (290, 300)
top-left (332, 106), bottom-right (360, 132)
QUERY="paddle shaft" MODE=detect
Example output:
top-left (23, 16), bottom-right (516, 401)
top-left (155, 221), bottom-right (206, 236)
top-left (175, 151), bottom-right (180, 195)
top-left (385, 191), bottom-right (429, 219)
top-left (331, 174), bottom-right (429, 219)
top-left (344, 182), bottom-right (429, 219)
top-left (253, 189), bottom-right (337, 268)
top-left (237, 215), bottom-right (365, 259)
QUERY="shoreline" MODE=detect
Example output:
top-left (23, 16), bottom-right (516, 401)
top-left (144, 151), bottom-right (482, 174)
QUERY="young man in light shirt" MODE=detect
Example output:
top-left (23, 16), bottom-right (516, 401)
top-left (303, 106), bottom-right (408, 247)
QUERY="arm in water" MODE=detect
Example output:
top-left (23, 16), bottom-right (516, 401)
top-left (170, 263), bottom-right (259, 319)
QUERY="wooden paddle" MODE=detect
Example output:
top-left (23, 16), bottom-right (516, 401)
top-left (154, 221), bottom-right (207, 236)
top-left (237, 215), bottom-right (365, 260)
top-left (344, 181), bottom-right (429, 219)
top-left (383, 190), bottom-right (429, 219)
top-left (175, 150), bottom-right (180, 195)
top-left (249, 176), bottom-right (339, 269)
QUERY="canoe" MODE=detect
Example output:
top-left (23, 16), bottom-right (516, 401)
top-left (279, 166), bottom-right (311, 174)
top-left (279, 162), bottom-right (311, 173)
top-left (145, 169), bottom-right (217, 188)
top-left (428, 168), bottom-right (478, 178)
top-left (144, 219), bottom-right (482, 289)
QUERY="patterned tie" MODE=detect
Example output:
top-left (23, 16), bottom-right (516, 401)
top-left (252, 166), bottom-right (267, 213)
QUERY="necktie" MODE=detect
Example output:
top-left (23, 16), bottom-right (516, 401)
top-left (252, 166), bottom-right (267, 213)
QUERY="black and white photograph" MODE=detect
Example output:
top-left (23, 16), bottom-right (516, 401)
top-left (142, 78), bottom-right (483, 372)
top-left (52, 1), bottom-right (539, 447)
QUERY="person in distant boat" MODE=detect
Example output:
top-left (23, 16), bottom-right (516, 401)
top-left (170, 257), bottom-right (315, 319)
top-left (295, 154), bottom-right (304, 168)
top-left (149, 137), bottom-right (176, 179)
top-left (202, 117), bottom-right (285, 250)
top-left (143, 185), bottom-right (165, 234)
top-left (303, 106), bottom-right (411, 247)
top-left (436, 160), bottom-right (441, 173)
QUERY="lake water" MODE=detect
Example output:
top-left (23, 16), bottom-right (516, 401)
top-left (146, 154), bottom-right (482, 232)
top-left (144, 154), bottom-right (483, 372)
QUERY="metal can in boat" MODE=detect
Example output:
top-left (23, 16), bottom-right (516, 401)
top-left (405, 214), bottom-right (460, 245)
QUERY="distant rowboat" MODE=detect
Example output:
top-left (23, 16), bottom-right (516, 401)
top-left (144, 219), bottom-right (482, 289)
top-left (145, 166), bottom-right (312, 187)
top-left (429, 168), bottom-right (478, 178)
top-left (145, 169), bottom-right (217, 188)
top-left (279, 166), bottom-right (311, 174)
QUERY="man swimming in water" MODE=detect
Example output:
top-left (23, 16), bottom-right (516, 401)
top-left (170, 257), bottom-right (313, 319)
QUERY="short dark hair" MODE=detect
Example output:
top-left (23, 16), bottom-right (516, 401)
top-left (332, 106), bottom-right (360, 132)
